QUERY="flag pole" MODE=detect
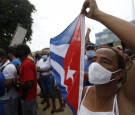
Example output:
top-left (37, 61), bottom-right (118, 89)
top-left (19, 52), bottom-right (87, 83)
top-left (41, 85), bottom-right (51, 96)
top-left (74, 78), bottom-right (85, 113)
top-left (132, 0), bottom-right (135, 20)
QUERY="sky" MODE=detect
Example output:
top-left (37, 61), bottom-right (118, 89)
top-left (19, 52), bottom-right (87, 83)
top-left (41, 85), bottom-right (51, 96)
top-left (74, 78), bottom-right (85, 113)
top-left (27, 0), bottom-right (135, 51)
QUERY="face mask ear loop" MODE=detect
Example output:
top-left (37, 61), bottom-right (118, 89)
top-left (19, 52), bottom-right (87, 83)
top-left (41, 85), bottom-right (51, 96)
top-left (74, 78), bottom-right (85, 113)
top-left (110, 69), bottom-right (122, 83)
top-left (109, 79), bottom-right (115, 82)
top-left (112, 69), bottom-right (122, 74)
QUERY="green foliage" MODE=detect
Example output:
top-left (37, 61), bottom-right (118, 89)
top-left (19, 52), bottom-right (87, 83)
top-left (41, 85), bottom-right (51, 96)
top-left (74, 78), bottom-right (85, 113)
top-left (0, 0), bottom-right (36, 50)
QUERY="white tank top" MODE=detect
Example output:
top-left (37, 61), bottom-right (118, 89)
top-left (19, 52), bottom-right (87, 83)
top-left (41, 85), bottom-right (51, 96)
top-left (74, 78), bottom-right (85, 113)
top-left (79, 87), bottom-right (119, 115)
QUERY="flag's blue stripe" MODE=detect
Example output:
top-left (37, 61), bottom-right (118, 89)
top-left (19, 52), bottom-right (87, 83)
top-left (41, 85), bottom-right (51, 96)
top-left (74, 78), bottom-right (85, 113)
top-left (51, 68), bottom-right (76, 115)
top-left (50, 51), bottom-right (64, 68)
top-left (51, 67), bottom-right (67, 98)
top-left (50, 16), bottom-right (79, 45)
top-left (65, 100), bottom-right (76, 115)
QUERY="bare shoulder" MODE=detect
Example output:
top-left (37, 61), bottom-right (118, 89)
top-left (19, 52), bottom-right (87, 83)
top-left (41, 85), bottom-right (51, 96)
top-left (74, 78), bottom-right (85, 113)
top-left (117, 87), bottom-right (135, 115)
top-left (118, 62), bottom-right (135, 114)
top-left (123, 63), bottom-right (135, 101)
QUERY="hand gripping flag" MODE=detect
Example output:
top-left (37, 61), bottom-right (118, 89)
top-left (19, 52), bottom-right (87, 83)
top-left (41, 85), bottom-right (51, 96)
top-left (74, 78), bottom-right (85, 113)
top-left (50, 14), bottom-right (85, 115)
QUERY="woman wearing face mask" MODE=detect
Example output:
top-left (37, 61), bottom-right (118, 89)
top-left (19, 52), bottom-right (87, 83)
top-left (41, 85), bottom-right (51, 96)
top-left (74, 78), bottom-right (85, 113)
top-left (79, 0), bottom-right (135, 115)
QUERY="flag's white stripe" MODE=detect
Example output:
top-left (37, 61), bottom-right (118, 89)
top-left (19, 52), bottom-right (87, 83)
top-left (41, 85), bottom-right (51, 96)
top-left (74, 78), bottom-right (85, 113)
top-left (50, 44), bottom-right (69, 57)
top-left (50, 59), bottom-right (67, 91)
top-left (77, 14), bottom-right (85, 115)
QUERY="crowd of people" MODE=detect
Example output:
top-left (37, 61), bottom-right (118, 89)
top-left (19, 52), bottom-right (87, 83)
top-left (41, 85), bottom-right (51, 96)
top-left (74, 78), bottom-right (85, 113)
top-left (0, 0), bottom-right (135, 115)
top-left (0, 44), bottom-right (66, 115)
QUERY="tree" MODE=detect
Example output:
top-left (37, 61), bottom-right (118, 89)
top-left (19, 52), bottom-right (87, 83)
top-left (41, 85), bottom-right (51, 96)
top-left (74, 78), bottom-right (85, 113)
top-left (0, 0), bottom-right (36, 50)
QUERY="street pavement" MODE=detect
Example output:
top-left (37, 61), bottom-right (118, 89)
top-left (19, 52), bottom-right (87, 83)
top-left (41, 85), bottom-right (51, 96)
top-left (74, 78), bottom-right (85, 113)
top-left (36, 87), bottom-right (73, 115)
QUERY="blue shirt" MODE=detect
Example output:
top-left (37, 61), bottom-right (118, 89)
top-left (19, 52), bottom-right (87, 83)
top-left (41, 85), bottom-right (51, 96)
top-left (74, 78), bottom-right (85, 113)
top-left (11, 58), bottom-right (21, 66)
top-left (84, 59), bottom-right (92, 72)
top-left (84, 59), bottom-right (93, 87)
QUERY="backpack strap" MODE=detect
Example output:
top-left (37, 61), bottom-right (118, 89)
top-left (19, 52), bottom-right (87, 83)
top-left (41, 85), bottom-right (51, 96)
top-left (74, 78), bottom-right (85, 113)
top-left (0, 62), bottom-right (12, 72)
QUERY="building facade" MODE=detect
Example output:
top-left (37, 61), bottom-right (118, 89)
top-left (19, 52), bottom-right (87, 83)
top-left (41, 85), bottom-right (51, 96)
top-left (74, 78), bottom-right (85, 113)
top-left (95, 20), bottom-right (135, 47)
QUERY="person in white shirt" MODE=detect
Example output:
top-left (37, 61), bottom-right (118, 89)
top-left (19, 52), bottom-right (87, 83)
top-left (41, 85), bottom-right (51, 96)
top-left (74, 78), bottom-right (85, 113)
top-left (0, 49), bottom-right (18, 115)
top-left (38, 55), bottom-right (65, 113)
top-left (37, 51), bottom-right (56, 113)
top-left (35, 53), bottom-right (44, 95)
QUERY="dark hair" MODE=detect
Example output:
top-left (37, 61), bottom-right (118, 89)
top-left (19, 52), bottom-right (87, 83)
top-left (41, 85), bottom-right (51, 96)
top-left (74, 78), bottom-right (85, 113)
top-left (85, 42), bottom-right (95, 49)
top-left (97, 46), bottom-right (125, 70)
top-left (124, 49), bottom-right (133, 57)
top-left (42, 50), bottom-right (48, 55)
top-left (8, 46), bottom-right (17, 56)
top-left (35, 53), bottom-right (41, 59)
top-left (16, 43), bottom-right (31, 57)
top-left (0, 49), bottom-right (7, 58)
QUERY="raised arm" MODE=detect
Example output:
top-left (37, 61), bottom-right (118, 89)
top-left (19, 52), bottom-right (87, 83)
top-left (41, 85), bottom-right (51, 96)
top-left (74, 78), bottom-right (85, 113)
top-left (81, 0), bottom-right (135, 51)
top-left (85, 28), bottom-right (91, 43)
top-left (81, 0), bottom-right (135, 103)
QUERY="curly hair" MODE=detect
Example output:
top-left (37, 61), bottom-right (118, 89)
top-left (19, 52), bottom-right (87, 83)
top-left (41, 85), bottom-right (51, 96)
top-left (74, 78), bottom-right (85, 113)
top-left (0, 49), bottom-right (7, 58)
top-left (16, 43), bottom-right (31, 58)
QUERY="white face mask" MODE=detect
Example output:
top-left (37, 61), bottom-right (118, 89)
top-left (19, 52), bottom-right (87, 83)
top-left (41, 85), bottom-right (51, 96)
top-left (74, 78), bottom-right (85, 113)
top-left (42, 55), bottom-right (48, 60)
top-left (88, 62), bottom-right (121, 85)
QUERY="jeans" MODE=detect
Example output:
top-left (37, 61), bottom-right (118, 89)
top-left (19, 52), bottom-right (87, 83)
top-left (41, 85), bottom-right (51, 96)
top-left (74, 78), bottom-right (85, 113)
top-left (21, 99), bottom-right (37, 115)
top-left (0, 97), bottom-right (18, 115)
top-left (0, 100), bottom-right (4, 115)
top-left (40, 74), bottom-right (55, 97)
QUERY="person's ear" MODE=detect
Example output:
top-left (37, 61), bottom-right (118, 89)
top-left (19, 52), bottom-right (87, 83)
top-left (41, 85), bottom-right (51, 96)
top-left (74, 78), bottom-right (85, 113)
top-left (114, 70), bottom-right (125, 80)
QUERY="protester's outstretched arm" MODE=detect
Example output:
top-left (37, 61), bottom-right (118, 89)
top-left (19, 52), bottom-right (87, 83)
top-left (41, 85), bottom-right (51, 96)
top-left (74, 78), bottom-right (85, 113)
top-left (85, 28), bottom-right (91, 43)
top-left (81, 0), bottom-right (135, 51)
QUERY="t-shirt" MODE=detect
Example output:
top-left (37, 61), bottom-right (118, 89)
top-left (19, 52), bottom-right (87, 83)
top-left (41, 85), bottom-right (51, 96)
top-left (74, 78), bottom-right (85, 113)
top-left (36, 58), bottom-right (43, 79)
top-left (0, 60), bottom-right (18, 100)
top-left (19, 58), bottom-right (37, 101)
top-left (84, 59), bottom-right (92, 72)
top-left (84, 59), bottom-right (93, 87)
top-left (38, 57), bottom-right (51, 76)
top-left (11, 58), bottom-right (21, 66)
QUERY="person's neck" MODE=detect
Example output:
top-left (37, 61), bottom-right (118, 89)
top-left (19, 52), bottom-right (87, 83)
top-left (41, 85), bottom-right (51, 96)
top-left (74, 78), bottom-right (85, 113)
top-left (2, 58), bottom-right (8, 64)
top-left (88, 58), bottom-right (92, 61)
top-left (10, 56), bottom-right (16, 60)
top-left (95, 81), bottom-right (118, 101)
top-left (20, 56), bottom-right (27, 62)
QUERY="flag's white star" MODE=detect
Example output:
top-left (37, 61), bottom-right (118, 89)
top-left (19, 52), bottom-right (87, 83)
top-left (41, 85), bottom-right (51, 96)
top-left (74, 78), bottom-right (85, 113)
top-left (66, 66), bottom-right (76, 82)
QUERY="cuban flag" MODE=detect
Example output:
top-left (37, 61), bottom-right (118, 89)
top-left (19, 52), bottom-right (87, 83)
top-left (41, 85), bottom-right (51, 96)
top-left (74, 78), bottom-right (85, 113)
top-left (50, 14), bottom-right (85, 115)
